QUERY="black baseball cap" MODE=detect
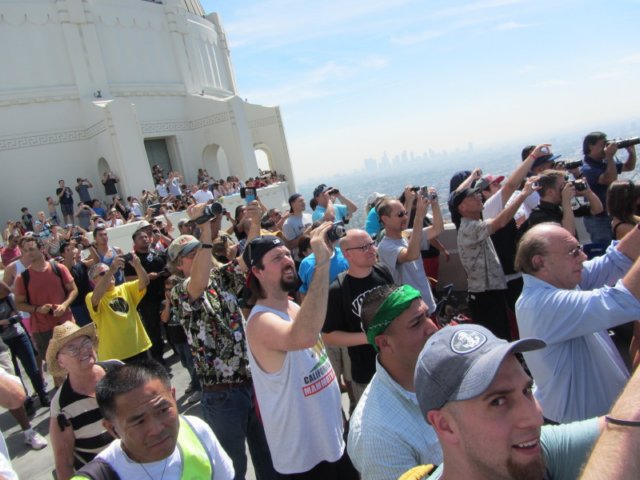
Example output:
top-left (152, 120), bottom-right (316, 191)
top-left (243, 235), bottom-right (285, 267)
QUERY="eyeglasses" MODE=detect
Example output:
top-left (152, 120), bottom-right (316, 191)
top-left (567, 245), bottom-right (584, 258)
top-left (60, 337), bottom-right (93, 357)
top-left (346, 241), bottom-right (376, 253)
top-left (96, 271), bottom-right (107, 277)
top-left (396, 211), bottom-right (407, 218)
top-left (548, 245), bottom-right (583, 258)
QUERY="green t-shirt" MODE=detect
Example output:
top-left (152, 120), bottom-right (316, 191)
top-left (428, 418), bottom-right (599, 480)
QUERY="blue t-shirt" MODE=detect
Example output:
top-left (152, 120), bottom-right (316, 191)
top-left (365, 207), bottom-right (381, 238)
top-left (580, 156), bottom-right (623, 217)
top-left (297, 248), bottom-right (349, 294)
top-left (312, 203), bottom-right (348, 223)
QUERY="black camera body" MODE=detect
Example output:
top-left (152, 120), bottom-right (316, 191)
top-left (195, 202), bottom-right (226, 224)
top-left (608, 137), bottom-right (640, 149)
top-left (121, 253), bottom-right (134, 263)
top-left (326, 221), bottom-right (346, 243)
top-left (570, 180), bottom-right (588, 192)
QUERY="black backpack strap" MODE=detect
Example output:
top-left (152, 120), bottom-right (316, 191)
top-left (74, 458), bottom-right (120, 480)
top-left (372, 263), bottom-right (394, 284)
top-left (20, 269), bottom-right (31, 305)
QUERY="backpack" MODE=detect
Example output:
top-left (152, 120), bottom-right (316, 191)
top-left (21, 260), bottom-right (66, 305)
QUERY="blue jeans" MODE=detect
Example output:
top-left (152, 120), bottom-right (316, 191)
top-left (174, 342), bottom-right (200, 391)
top-left (201, 384), bottom-right (276, 480)
top-left (4, 332), bottom-right (46, 396)
top-left (584, 215), bottom-right (613, 246)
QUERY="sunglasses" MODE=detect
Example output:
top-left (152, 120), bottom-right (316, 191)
top-left (346, 241), bottom-right (376, 253)
top-left (396, 211), bottom-right (407, 218)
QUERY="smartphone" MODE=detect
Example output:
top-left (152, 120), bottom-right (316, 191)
top-left (240, 187), bottom-right (257, 204)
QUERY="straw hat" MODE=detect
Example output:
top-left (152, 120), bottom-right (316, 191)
top-left (45, 322), bottom-right (97, 377)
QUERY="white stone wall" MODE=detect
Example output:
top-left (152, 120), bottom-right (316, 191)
top-left (0, 0), bottom-right (293, 226)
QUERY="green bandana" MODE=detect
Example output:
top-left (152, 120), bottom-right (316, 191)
top-left (366, 285), bottom-right (422, 351)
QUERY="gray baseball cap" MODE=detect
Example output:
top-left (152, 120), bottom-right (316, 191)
top-left (414, 324), bottom-right (545, 420)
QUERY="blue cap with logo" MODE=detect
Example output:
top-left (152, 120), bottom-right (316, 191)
top-left (414, 324), bottom-right (545, 421)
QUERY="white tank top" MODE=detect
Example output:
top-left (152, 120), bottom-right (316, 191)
top-left (246, 303), bottom-right (345, 474)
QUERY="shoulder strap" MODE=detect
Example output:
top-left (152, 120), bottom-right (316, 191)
top-left (73, 458), bottom-right (120, 480)
top-left (372, 263), bottom-right (394, 284)
top-left (335, 270), bottom-right (352, 315)
top-left (20, 269), bottom-right (31, 305)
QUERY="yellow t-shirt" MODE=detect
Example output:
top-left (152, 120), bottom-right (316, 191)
top-left (86, 280), bottom-right (151, 361)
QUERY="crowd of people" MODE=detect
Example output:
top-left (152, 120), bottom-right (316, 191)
top-left (1, 131), bottom-right (640, 479)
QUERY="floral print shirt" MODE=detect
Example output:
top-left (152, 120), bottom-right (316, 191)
top-left (171, 261), bottom-right (251, 385)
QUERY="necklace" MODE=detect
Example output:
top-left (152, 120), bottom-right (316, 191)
top-left (139, 457), bottom-right (167, 480)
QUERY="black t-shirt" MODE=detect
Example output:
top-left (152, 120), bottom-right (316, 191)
top-left (70, 262), bottom-right (92, 307)
top-left (123, 250), bottom-right (167, 308)
top-left (323, 264), bottom-right (393, 383)
top-left (103, 178), bottom-right (118, 196)
top-left (56, 187), bottom-right (74, 205)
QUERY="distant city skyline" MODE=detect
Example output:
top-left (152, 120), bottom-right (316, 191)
top-left (204, 1), bottom-right (640, 183)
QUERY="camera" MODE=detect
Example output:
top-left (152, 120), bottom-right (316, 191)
top-left (72, 233), bottom-right (83, 242)
top-left (555, 160), bottom-right (583, 170)
top-left (608, 137), bottom-right (640, 149)
top-left (539, 146), bottom-right (550, 155)
top-left (419, 186), bottom-right (437, 201)
top-left (195, 202), bottom-right (226, 224)
top-left (326, 221), bottom-right (346, 243)
top-left (570, 180), bottom-right (588, 192)
top-left (121, 253), bottom-right (134, 263)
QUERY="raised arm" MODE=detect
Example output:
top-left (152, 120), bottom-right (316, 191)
top-left (487, 177), bottom-right (538, 234)
top-left (501, 144), bottom-right (550, 204)
top-left (249, 223), bottom-right (333, 353)
top-left (580, 364), bottom-right (640, 479)
top-left (397, 196), bottom-right (428, 264)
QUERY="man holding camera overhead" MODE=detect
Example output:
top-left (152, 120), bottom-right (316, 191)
top-left (581, 131), bottom-right (637, 244)
top-left (167, 202), bottom-right (276, 480)
top-left (312, 184), bottom-right (358, 223)
top-left (525, 169), bottom-right (603, 237)
top-left (244, 224), bottom-right (358, 478)
top-left (85, 254), bottom-right (151, 363)
top-left (376, 188), bottom-right (443, 315)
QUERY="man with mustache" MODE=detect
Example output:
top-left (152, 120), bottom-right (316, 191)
top-left (244, 226), bottom-right (357, 478)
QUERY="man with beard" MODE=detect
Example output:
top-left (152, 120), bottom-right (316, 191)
top-left (244, 227), bottom-right (357, 478)
top-left (413, 324), bottom-right (601, 480)
top-left (168, 203), bottom-right (275, 480)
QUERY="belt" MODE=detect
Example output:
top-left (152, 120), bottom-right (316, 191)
top-left (202, 380), bottom-right (251, 392)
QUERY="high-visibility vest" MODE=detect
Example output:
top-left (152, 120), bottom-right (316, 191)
top-left (71, 415), bottom-right (214, 480)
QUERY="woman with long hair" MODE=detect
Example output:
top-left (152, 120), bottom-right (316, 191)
top-left (606, 179), bottom-right (640, 371)
top-left (607, 179), bottom-right (640, 240)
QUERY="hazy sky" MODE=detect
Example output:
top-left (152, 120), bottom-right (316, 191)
top-left (202, 1), bottom-right (640, 182)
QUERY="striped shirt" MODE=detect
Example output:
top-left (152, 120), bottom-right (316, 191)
top-left (50, 361), bottom-right (120, 469)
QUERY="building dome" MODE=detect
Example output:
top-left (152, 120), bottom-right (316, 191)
top-left (0, 0), bottom-right (293, 225)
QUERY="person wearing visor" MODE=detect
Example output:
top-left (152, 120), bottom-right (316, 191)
top-left (410, 324), bottom-right (600, 480)
top-left (348, 284), bottom-right (440, 480)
